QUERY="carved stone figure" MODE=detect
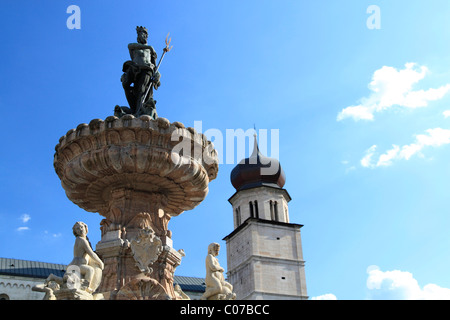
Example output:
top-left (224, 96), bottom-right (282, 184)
top-left (116, 26), bottom-right (161, 119)
top-left (174, 284), bottom-right (191, 300)
top-left (200, 242), bottom-right (236, 300)
top-left (69, 221), bottom-right (104, 292)
top-left (31, 281), bottom-right (59, 300)
top-left (34, 222), bottom-right (104, 300)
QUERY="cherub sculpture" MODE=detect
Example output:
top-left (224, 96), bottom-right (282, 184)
top-left (34, 221), bottom-right (104, 299)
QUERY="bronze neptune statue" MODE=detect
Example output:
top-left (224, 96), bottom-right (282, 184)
top-left (115, 26), bottom-right (172, 119)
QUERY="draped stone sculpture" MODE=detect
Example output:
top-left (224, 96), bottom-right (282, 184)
top-left (200, 242), bottom-right (236, 300)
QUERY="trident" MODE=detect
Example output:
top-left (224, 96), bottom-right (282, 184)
top-left (138, 33), bottom-right (173, 115)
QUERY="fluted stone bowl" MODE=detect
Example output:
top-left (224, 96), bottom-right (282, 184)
top-left (54, 115), bottom-right (219, 216)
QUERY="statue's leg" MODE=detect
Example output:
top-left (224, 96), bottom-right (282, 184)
top-left (121, 72), bottom-right (137, 113)
top-left (202, 277), bottom-right (223, 300)
top-left (202, 286), bottom-right (223, 300)
top-left (134, 71), bottom-right (152, 116)
top-left (79, 265), bottom-right (94, 287)
top-left (223, 281), bottom-right (233, 292)
top-left (46, 273), bottom-right (63, 285)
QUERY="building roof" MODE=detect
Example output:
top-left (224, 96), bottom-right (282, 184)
top-left (0, 257), bottom-right (206, 293)
top-left (173, 275), bottom-right (206, 293)
top-left (0, 257), bottom-right (67, 279)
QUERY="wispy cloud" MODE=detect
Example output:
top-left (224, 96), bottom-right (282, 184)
top-left (16, 214), bottom-right (31, 232)
top-left (366, 265), bottom-right (450, 300)
top-left (361, 128), bottom-right (450, 168)
top-left (20, 214), bottom-right (31, 223)
top-left (44, 230), bottom-right (62, 238)
top-left (311, 293), bottom-right (338, 300)
top-left (360, 145), bottom-right (377, 168)
top-left (341, 160), bottom-right (356, 174)
top-left (337, 63), bottom-right (450, 121)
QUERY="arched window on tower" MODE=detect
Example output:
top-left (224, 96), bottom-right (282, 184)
top-left (270, 200), bottom-right (274, 220)
top-left (249, 201), bottom-right (259, 219)
top-left (270, 200), bottom-right (279, 221)
top-left (274, 201), bottom-right (279, 221)
top-left (235, 206), bottom-right (241, 227)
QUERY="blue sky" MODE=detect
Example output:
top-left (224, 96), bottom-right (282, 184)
top-left (1, 0), bottom-right (450, 300)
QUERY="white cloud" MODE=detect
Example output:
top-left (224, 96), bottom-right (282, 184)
top-left (337, 105), bottom-right (374, 121)
top-left (366, 265), bottom-right (450, 300)
top-left (20, 214), bottom-right (31, 223)
top-left (376, 145), bottom-right (400, 167)
top-left (337, 63), bottom-right (450, 121)
top-left (311, 293), bottom-right (338, 300)
top-left (341, 160), bottom-right (356, 173)
top-left (17, 214), bottom-right (31, 232)
top-left (345, 166), bottom-right (356, 174)
top-left (361, 128), bottom-right (450, 168)
top-left (44, 230), bottom-right (62, 238)
top-left (360, 145), bottom-right (377, 168)
top-left (443, 110), bottom-right (450, 118)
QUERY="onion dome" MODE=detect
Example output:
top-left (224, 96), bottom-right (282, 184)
top-left (230, 134), bottom-right (286, 191)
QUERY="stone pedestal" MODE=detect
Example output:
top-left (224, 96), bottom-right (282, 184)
top-left (54, 115), bottom-right (218, 299)
top-left (53, 288), bottom-right (104, 300)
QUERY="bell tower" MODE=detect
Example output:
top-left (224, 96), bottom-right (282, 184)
top-left (223, 134), bottom-right (308, 300)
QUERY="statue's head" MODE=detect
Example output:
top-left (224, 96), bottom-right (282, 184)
top-left (72, 221), bottom-right (88, 237)
top-left (136, 26), bottom-right (148, 44)
top-left (208, 242), bottom-right (220, 256)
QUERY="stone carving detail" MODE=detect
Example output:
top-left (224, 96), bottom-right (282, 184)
top-left (53, 116), bottom-right (219, 218)
top-left (32, 222), bottom-right (104, 300)
top-left (130, 227), bottom-right (163, 274)
top-left (32, 281), bottom-right (60, 300)
top-left (201, 242), bottom-right (236, 300)
top-left (116, 276), bottom-right (170, 300)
